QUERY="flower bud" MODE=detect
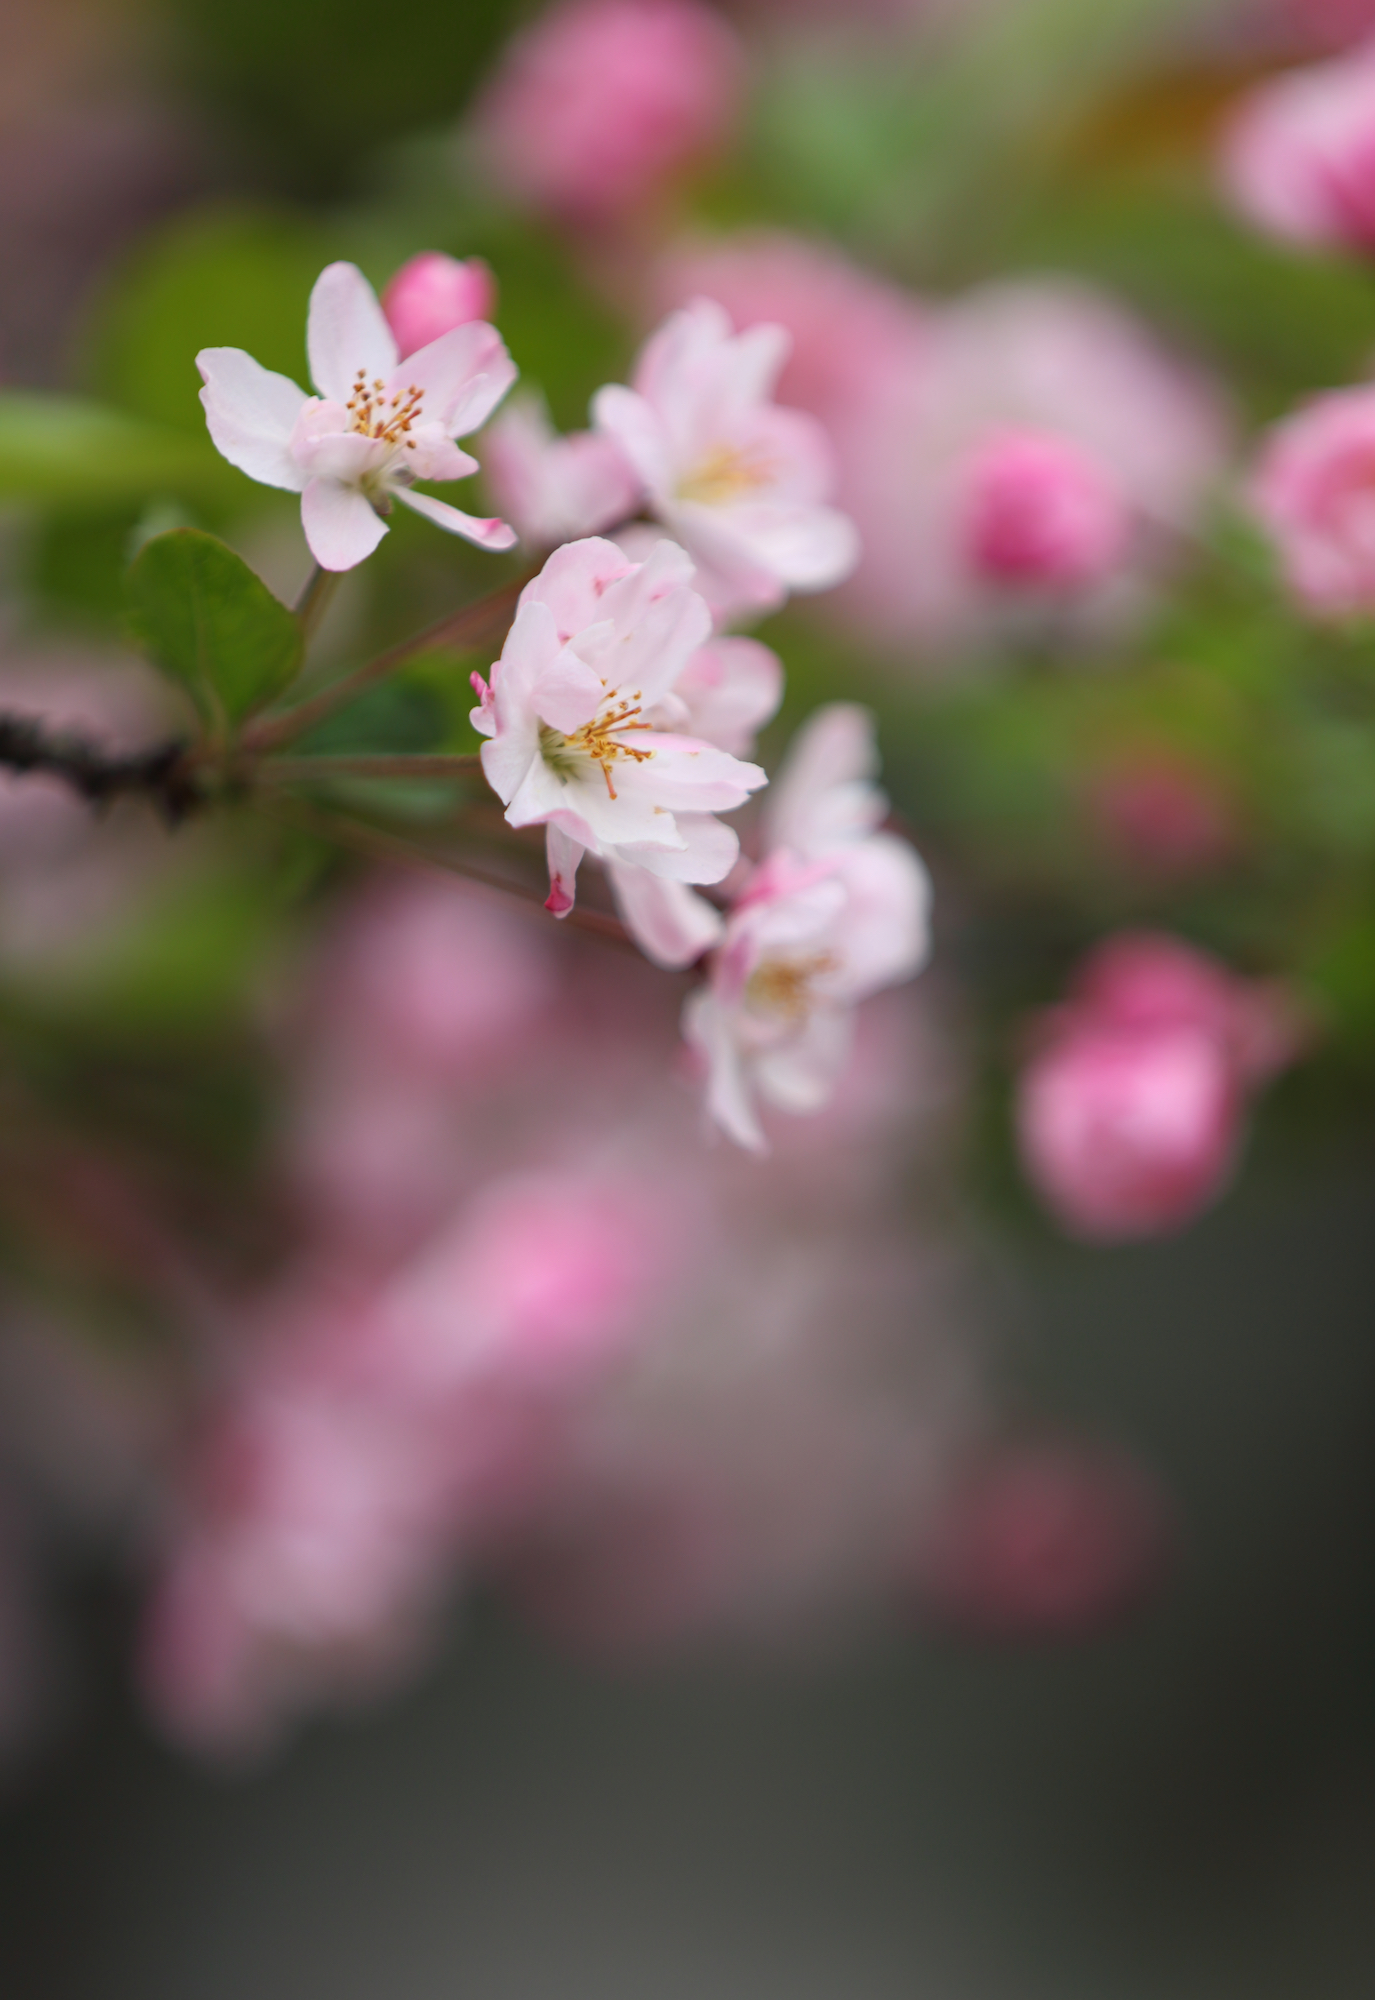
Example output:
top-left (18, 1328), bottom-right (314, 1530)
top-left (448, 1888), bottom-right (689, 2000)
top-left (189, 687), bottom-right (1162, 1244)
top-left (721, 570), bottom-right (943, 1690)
top-left (1019, 1018), bottom-right (1241, 1240)
top-left (381, 252), bottom-right (496, 361)
top-left (1222, 41), bottom-right (1375, 252)
top-left (960, 427), bottom-right (1129, 590)
top-left (471, 0), bottom-right (744, 225)
top-left (1250, 382), bottom-right (1375, 617)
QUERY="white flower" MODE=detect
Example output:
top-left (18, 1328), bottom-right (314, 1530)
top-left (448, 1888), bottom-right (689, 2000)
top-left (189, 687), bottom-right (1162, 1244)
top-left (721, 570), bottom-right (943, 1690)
top-left (482, 393), bottom-right (642, 550)
top-left (593, 297), bottom-right (860, 619)
top-left (197, 261), bottom-right (518, 571)
top-left (471, 536), bottom-right (766, 934)
top-left (684, 704), bottom-right (931, 1151)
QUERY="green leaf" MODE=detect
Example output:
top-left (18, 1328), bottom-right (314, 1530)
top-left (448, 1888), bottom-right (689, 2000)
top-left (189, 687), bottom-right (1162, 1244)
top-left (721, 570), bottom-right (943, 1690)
top-left (125, 528), bottom-right (303, 729)
top-left (0, 392), bottom-right (221, 503)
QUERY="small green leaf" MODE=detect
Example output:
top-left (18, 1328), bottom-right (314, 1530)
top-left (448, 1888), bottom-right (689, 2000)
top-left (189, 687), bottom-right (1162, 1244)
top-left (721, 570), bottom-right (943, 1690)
top-left (0, 392), bottom-right (221, 502)
top-left (126, 528), bottom-right (303, 728)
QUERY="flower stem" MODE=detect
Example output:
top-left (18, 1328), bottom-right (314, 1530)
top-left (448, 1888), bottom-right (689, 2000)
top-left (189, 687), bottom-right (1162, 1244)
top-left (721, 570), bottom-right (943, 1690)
top-left (244, 571), bottom-right (530, 757)
top-left (256, 753), bottom-right (483, 784)
top-left (293, 564), bottom-right (341, 643)
top-left (258, 793), bottom-right (636, 948)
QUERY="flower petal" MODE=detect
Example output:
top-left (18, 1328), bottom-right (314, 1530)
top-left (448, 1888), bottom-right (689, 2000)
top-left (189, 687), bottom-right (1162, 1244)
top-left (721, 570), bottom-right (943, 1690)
top-left (545, 824), bottom-right (583, 917)
top-left (683, 988), bottom-right (766, 1152)
top-left (197, 348), bottom-right (309, 492)
top-left (398, 321), bottom-right (517, 436)
top-left (392, 486), bottom-right (517, 550)
top-left (607, 865), bottom-right (723, 968)
top-left (300, 479), bottom-right (389, 571)
top-left (307, 262), bottom-right (398, 405)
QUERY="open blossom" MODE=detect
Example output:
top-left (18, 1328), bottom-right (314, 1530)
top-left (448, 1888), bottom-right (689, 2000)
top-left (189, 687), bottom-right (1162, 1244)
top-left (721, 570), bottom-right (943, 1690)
top-left (685, 704), bottom-right (932, 1151)
top-left (380, 252), bottom-right (495, 361)
top-left (593, 298), bottom-right (860, 620)
top-left (1222, 40), bottom-right (1375, 252)
top-left (1249, 383), bottom-right (1375, 615)
top-left (1017, 933), bottom-right (1299, 1240)
top-left (197, 261), bottom-right (517, 571)
top-left (483, 395), bottom-right (641, 550)
top-left (471, 536), bottom-right (766, 935)
top-left (470, 0), bottom-right (744, 226)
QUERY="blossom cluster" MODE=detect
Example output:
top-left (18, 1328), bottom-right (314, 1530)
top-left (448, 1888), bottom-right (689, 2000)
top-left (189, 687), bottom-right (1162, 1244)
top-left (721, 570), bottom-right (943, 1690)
top-left (199, 257), bottom-right (925, 1149)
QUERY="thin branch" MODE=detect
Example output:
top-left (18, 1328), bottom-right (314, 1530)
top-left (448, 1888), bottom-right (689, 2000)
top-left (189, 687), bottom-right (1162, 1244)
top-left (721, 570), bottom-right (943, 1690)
top-left (255, 752), bottom-right (483, 784)
top-left (243, 570), bottom-right (531, 756)
top-left (293, 563), bottom-right (342, 643)
top-left (0, 711), bottom-right (199, 824)
top-left (258, 793), bottom-right (636, 949)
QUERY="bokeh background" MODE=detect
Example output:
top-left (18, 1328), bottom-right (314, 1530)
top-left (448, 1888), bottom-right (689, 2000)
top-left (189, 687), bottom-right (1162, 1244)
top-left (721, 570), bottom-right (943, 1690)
top-left (0, 0), bottom-right (1374, 1993)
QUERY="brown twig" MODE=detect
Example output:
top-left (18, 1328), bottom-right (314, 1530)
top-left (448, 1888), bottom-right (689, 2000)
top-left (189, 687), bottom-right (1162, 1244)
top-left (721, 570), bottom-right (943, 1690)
top-left (256, 753), bottom-right (483, 784)
top-left (242, 570), bottom-right (531, 755)
top-left (0, 711), bottom-right (200, 825)
top-left (258, 793), bottom-right (636, 948)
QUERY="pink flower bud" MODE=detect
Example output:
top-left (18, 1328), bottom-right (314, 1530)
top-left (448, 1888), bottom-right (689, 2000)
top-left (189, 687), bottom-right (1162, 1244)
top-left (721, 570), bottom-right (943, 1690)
top-left (380, 253), bottom-right (496, 361)
top-left (1222, 41), bottom-right (1375, 252)
top-left (471, 0), bottom-right (745, 225)
top-left (1250, 382), bottom-right (1375, 617)
top-left (1019, 1017), bottom-right (1241, 1239)
top-left (960, 427), bottom-right (1130, 590)
top-left (917, 1445), bottom-right (1170, 1637)
top-left (1017, 932), bottom-right (1300, 1239)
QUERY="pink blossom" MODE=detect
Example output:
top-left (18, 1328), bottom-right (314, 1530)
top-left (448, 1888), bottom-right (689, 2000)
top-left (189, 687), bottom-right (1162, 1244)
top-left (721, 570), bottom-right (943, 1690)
top-left (471, 0), bottom-right (745, 226)
top-left (837, 280), bottom-right (1227, 653)
top-left (381, 252), bottom-right (496, 361)
top-left (304, 871), bottom-right (556, 1081)
top-left (916, 1444), bottom-right (1170, 1637)
top-left (685, 704), bottom-right (931, 1150)
top-left (1249, 382), bottom-right (1375, 615)
top-left (471, 536), bottom-right (765, 949)
top-left (482, 394), bottom-right (642, 550)
top-left (593, 298), bottom-right (860, 619)
top-left (959, 427), bottom-right (1130, 589)
top-left (1017, 933), bottom-right (1298, 1239)
top-left (1222, 40), bottom-right (1375, 251)
top-left (198, 261), bottom-right (516, 569)
top-left (376, 1169), bottom-right (677, 1394)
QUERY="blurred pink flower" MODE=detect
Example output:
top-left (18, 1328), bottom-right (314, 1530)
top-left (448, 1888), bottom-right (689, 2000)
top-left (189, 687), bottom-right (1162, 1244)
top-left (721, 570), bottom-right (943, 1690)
top-left (836, 280), bottom-right (1228, 653)
top-left (381, 252), bottom-right (496, 361)
top-left (470, 0), bottom-right (744, 226)
top-left (594, 297), bottom-right (860, 619)
top-left (1250, 381), bottom-right (1375, 614)
top-left (959, 427), bottom-right (1130, 589)
top-left (304, 870), bottom-right (556, 1081)
top-left (1087, 750), bottom-right (1240, 879)
top-left (1222, 40), bottom-right (1375, 250)
top-left (685, 704), bottom-right (931, 1149)
top-left (916, 1444), bottom-right (1170, 1637)
top-left (482, 394), bottom-right (642, 550)
top-left (1017, 933), bottom-right (1298, 1239)
top-left (1284, 0), bottom-right (1375, 48)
